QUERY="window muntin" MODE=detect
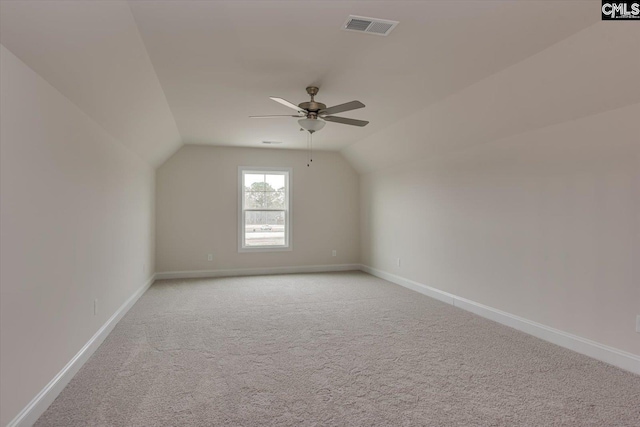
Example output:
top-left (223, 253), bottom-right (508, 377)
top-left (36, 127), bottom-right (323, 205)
top-left (239, 168), bottom-right (291, 251)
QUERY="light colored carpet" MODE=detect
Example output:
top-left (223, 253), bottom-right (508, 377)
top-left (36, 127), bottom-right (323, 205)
top-left (36, 271), bottom-right (640, 426)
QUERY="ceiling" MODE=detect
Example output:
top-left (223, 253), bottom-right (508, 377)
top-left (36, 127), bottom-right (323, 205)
top-left (0, 0), bottom-right (181, 166)
top-left (343, 21), bottom-right (640, 173)
top-left (0, 1), bottom-right (603, 165)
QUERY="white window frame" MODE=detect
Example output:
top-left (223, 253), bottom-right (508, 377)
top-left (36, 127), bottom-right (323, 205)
top-left (238, 166), bottom-right (292, 252)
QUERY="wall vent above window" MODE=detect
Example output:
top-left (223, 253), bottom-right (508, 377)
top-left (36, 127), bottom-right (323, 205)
top-left (342, 16), bottom-right (399, 36)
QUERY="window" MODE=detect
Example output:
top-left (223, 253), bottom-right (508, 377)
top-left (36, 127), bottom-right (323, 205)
top-left (238, 167), bottom-right (291, 251)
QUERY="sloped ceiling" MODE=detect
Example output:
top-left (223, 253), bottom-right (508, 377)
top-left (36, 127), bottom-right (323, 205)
top-left (0, 1), bottom-right (181, 167)
top-left (2, 1), bottom-right (627, 170)
top-left (343, 22), bottom-right (640, 173)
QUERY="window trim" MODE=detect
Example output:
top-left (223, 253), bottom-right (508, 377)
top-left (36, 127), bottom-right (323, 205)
top-left (238, 166), bottom-right (292, 253)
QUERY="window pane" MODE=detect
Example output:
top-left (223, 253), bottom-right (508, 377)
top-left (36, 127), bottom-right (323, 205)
top-left (266, 174), bottom-right (285, 191)
top-left (267, 190), bottom-right (286, 209)
top-left (244, 191), bottom-right (267, 209)
top-left (244, 173), bottom-right (264, 188)
top-left (247, 181), bottom-right (275, 193)
top-left (245, 211), bottom-right (285, 247)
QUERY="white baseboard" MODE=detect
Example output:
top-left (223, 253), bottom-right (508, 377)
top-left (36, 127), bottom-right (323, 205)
top-left (155, 263), bottom-right (361, 280)
top-left (360, 265), bottom-right (640, 376)
top-left (7, 274), bottom-right (156, 427)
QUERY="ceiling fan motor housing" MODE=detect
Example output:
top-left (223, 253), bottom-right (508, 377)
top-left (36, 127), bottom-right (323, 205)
top-left (298, 102), bottom-right (326, 114)
top-left (299, 86), bottom-right (326, 114)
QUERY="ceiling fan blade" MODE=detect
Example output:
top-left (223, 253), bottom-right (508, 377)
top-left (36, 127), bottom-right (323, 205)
top-left (270, 97), bottom-right (306, 114)
top-left (319, 100), bottom-right (365, 116)
top-left (250, 115), bottom-right (301, 118)
top-left (324, 116), bottom-right (369, 127)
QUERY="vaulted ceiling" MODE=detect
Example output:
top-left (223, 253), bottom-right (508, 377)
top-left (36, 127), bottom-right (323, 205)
top-left (1, 1), bottom-right (634, 170)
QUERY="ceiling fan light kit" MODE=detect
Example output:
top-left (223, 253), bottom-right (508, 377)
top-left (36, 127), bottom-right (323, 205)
top-left (298, 117), bottom-right (325, 134)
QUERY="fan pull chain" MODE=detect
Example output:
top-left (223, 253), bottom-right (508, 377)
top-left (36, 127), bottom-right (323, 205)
top-left (306, 131), bottom-right (314, 167)
top-left (307, 131), bottom-right (311, 167)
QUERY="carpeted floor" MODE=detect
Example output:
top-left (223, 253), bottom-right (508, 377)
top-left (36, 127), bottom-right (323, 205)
top-left (36, 271), bottom-right (640, 426)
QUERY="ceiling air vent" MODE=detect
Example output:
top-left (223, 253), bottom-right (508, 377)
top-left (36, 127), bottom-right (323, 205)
top-left (343, 15), bottom-right (399, 36)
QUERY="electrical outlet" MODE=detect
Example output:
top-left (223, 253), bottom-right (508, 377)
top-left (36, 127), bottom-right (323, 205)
top-left (94, 299), bottom-right (98, 316)
top-left (332, 250), bottom-right (337, 257)
top-left (207, 254), bottom-right (213, 262)
top-left (396, 258), bottom-right (401, 267)
top-left (636, 315), bottom-right (640, 333)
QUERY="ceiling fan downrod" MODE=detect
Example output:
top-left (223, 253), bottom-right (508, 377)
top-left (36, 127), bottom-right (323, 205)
top-left (298, 86), bottom-right (326, 114)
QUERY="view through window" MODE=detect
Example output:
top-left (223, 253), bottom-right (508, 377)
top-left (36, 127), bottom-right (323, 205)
top-left (240, 168), bottom-right (290, 250)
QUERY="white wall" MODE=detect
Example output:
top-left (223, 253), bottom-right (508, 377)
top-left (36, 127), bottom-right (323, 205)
top-left (359, 103), bottom-right (640, 356)
top-left (156, 145), bottom-right (359, 273)
top-left (0, 45), bottom-right (156, 426)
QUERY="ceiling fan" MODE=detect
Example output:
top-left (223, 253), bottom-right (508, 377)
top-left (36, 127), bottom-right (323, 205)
top-left (250, 86), bottom-right (368, 134)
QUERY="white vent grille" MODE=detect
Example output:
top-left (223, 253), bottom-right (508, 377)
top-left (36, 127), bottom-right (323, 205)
top-left (343, 15), bottom-right (398, 36)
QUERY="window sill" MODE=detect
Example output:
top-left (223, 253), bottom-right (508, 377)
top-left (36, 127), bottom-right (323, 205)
top-left (238, 246), bottom-right (292, 253)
